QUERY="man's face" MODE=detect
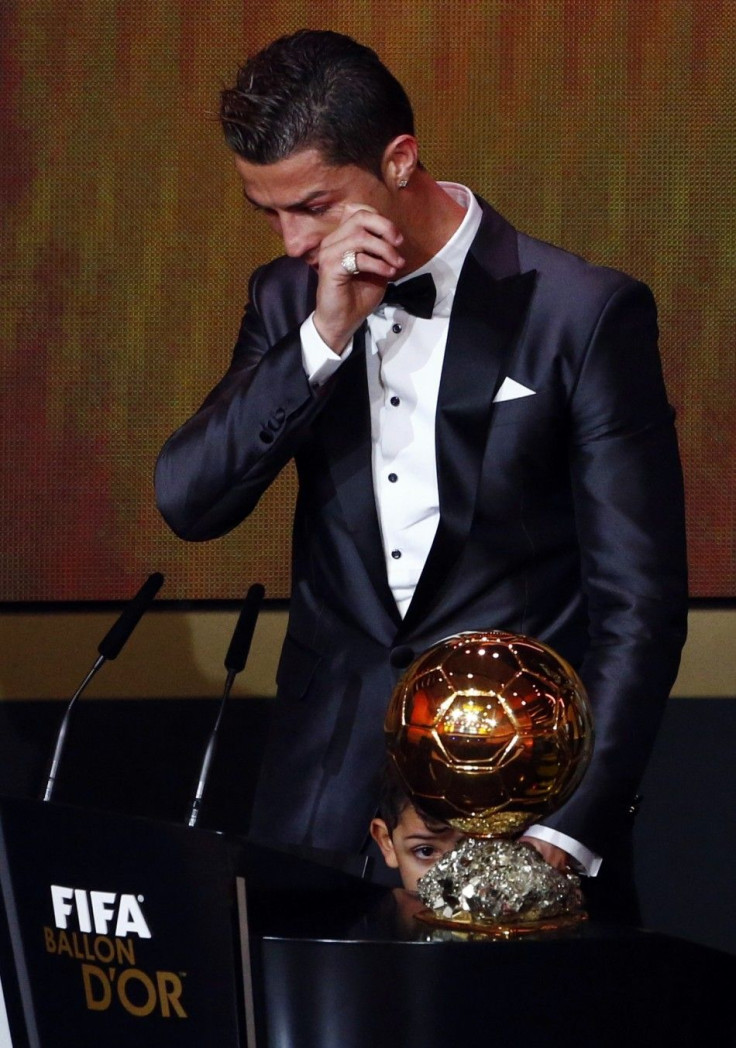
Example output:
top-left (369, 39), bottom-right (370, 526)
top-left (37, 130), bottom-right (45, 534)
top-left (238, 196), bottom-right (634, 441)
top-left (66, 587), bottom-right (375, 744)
top-left (235, 148), bottom-right (395, 269)
top-left (371, 806), bottom-right (463, 892)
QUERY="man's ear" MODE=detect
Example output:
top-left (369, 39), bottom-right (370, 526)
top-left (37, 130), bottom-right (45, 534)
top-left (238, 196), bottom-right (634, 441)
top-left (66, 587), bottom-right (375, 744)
top-left (370, 818), bottom-right (399, 869)
top-left (381, 134), bottom-right (419, 189)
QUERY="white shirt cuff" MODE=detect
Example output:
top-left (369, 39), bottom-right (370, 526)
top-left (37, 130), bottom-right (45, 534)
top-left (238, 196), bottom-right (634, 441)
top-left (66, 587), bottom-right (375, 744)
top-left (300, 314), bottom-right (353, 387)
top-left (522, 824), bottom-right (602, 877)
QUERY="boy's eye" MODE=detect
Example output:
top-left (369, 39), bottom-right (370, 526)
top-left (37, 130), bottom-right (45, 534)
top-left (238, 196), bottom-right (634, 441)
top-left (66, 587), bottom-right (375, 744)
top-left (413, 845), bottom-right (439, 860)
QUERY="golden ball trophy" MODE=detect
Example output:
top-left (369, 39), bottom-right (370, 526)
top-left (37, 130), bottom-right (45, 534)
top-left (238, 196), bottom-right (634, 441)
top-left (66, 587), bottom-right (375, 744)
top-left (385, 630), bottom-right (593, 937)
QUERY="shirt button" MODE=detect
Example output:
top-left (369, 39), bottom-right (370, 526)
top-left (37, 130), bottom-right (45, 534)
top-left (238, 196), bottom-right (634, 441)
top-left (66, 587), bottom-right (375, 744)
top-left (388, 473), bottom-right (398, 483)
top-left (391, 549), bottom-right (402, 559)
top-left (392, 323), bottom-right (402, 334)
top-left (390, 396), bottom-right (400, 407)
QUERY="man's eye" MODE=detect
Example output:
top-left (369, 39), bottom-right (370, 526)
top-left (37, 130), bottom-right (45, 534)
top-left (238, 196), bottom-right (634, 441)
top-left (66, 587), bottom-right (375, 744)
top-left (307, 205), bottom-right (330, 215)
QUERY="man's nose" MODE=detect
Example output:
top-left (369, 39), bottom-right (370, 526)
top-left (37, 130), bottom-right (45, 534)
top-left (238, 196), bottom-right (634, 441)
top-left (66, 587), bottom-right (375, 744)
top-left (280, 215), bottom-right (314, 259)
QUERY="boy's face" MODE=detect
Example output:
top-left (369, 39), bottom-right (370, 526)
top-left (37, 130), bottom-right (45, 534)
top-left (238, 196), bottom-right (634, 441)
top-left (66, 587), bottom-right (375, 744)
top-left (370, 805), bottom-right (463, 892)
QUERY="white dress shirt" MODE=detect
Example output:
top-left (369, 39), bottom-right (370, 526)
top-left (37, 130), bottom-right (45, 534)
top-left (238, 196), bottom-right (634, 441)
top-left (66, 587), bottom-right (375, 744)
top-left (300, 183), bottom-right (600, 876)
top-left (302, 183), bottom-right (481, 615)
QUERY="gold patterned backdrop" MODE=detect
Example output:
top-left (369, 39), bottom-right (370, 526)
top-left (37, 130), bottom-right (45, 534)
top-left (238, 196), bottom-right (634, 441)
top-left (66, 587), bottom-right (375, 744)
top-left (1, 0), bottom-right (733, 600)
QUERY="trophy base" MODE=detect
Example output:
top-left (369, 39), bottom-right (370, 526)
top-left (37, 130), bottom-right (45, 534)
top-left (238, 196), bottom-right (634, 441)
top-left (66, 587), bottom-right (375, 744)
top-left (416, 837), bottom-right (587, 937)
top-left (414, 906), bottom-right (588, 940)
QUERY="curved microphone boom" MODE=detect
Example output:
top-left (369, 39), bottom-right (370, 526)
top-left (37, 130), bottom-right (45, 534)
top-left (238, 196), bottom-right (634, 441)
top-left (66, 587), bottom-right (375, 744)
top-left (187, 583), bottom-right (265, 828)
top-left (41, 572), bottom-right (165, 803)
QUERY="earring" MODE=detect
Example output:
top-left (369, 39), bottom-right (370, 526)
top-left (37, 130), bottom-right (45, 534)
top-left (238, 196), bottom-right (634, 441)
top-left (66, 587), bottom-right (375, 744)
top-left (398, 178), bottom-right (409, 189)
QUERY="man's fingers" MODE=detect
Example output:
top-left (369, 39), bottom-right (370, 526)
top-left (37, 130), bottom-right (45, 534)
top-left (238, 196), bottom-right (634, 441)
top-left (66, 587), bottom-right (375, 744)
top-left (518, 836), bottom-right (572, 872)
top-left (343, 249), bottom-right (402, 282)
top-left (312, 202), bottom-right (405, 351)
top-left (326, 205), bottom-right (404, 250)
top-left (317, 203), bottom-right (405, 283)
top-left (340, 201), bottom-right (400, 240)
top-left (326, 226), bottom-right (405, 275)
top-left (337, 236), bottom-right (404, 273)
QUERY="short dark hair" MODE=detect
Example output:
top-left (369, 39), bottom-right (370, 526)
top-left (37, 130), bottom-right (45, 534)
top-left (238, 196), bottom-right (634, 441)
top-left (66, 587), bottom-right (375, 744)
top-left (377, 758), bottom-right (414, 833)
top-left (377, 758), bottom-right (446, 835)
top-left (220, 29), bottom-right (415, 176)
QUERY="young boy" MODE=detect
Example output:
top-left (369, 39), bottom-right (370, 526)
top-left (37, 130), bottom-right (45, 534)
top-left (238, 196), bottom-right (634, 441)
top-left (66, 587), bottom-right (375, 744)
top-left (369, 764), bottom-right (463, 892)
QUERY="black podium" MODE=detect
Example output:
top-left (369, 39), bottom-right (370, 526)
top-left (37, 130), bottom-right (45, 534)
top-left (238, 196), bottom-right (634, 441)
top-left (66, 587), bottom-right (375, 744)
top-left (0, 797), bottom-right (248, 1047)
top-left (1, 796), bottom-right (734, 1048)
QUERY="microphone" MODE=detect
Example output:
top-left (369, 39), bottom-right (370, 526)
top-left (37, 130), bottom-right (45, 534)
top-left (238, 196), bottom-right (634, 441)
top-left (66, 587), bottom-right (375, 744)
top-left (41, 572), bottom-right (164, 803)
top-left (97, 571), bottom-right (165, 660)
top-left (224, 583), bottom-right (265, 675)
top-left (187, 583), bottom-right (265, 828)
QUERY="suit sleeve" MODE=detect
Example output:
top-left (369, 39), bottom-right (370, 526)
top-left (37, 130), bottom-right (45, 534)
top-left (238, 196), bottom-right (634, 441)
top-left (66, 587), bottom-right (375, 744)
top-left (155, 266), bottom-right (329, 541)
top-left (543, 279), bottom-right (688, 853)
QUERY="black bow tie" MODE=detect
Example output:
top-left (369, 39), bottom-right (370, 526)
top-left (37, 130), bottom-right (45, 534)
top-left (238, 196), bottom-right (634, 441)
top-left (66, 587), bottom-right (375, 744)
top-left (380, 273), bottom-right (436, 319)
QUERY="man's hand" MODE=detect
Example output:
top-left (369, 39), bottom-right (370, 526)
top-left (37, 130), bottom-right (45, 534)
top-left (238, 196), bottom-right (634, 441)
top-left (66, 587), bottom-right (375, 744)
top-left (518, 835), bottom-right (573, 872)
top-left (313, 204), bottom-right (405, 353)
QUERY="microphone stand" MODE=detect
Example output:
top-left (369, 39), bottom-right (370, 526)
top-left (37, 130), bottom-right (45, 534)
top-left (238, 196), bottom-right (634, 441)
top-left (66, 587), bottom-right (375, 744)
top-left (41, 572), bottom-right (164, 803)
top-left (187, 583), bottom-right (265, 828)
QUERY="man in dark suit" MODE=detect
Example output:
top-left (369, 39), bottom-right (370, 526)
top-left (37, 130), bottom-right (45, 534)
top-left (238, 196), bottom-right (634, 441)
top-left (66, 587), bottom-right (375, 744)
top-left (155, 30), bottom-right (687, 920)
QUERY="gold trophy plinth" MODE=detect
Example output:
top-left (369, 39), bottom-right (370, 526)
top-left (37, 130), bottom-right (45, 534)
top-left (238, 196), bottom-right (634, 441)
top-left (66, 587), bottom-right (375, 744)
top-left (385, 630), bottom-right (593, 937)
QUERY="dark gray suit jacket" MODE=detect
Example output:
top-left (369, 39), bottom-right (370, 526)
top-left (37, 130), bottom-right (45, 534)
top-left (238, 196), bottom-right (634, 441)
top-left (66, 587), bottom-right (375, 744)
top-left (155, 197), bottom-right (688, 862)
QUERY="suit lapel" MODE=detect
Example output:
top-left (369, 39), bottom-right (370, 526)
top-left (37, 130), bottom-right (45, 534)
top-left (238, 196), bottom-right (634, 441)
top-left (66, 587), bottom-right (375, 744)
top-left (399, 225), bottom-right (537, 636)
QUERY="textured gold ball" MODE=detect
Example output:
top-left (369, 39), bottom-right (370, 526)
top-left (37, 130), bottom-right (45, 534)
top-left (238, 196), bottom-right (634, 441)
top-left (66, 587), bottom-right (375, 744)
top-left (385, 630), bottom-right (593, 837)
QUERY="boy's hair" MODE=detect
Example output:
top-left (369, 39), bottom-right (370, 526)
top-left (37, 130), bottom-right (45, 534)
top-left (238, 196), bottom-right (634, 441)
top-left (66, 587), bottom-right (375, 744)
top-left (219, 29), bottom-right (415, 177)
top-left (377, 759), bottom-right (414, 833)
top-left (377, 759), bottom-right (448, 835)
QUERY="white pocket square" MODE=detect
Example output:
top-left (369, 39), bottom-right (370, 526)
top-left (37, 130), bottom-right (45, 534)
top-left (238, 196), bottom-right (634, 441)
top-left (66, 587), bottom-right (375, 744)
top-left (493, 377), bottom-right (536, 403)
